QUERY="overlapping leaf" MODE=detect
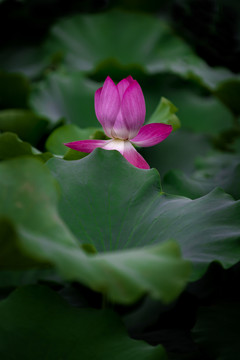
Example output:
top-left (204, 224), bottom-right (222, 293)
top-left (0, 132), bottom-right (52, 161)
top-left (0, 156), bottom-right (190, 304)
top-left (0, 285), bottom-right (166, 360)
top-left (44, 10), bottom-right (240, 113)
top-left (163, 152), bottom-right (240, 199)
top-left (30, 72), bottom-right (99, 126)
top-left (43, 10), bottom-right (226, 86)
top-left (0, 109), bottom-right (49, 145)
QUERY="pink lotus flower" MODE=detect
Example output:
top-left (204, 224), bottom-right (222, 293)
top-left (65, 76), bottom-right (172, 169)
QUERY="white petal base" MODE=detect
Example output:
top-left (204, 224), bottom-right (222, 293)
top-left (103, 139), bottom-right (150, 169)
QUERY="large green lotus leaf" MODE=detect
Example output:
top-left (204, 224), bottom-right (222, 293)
top-left (0, 72), bottom-right (30, 109)
top-left (192, 302), bottom-right (240, 360)
top-left (0, 157), bottom-right (190, 304)
top-left (0, 132), bottom-right (52, 161)
top-left (0, 109), bottom-right (49, 145)
top-left (30, 72), bottom-right (99, 127)
top-left (163, 152), bottom-right (240, 199)
top-left (45, 124), bottom-right (101, 155)
top-left (47, 149), bottom-right (240, 280)
top-left (44, 11), bottom-right (239, 104)
top-left (141, 130), bottom-right (212, 177)
top-left (0, 285), bottom-right (166, 360)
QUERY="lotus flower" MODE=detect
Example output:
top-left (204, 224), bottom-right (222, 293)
top-left (65, 76), bottom-right (172, 169)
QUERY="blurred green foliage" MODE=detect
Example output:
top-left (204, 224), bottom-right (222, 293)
top-left (0, 1), bottom-right (239, 359)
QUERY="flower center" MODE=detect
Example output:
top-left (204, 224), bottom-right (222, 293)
top-left (110, 128), bottom-right (129, 141)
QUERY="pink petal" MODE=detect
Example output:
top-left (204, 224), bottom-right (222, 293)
top-left (126, 75), bottom-right (134, 84)
top-left (117, 78), bottom-right (131, 100)
top-left (64, 140), bottom-right (108, 153)
top-left (122, 141), bottom-right (150, 169)
top-left (111, 77), bottom-right (141, 140)
top-left (131, 123), bottom-right (172, 147)
top-left (94, 87), bottom-right (102, 122)
top-left (95, 76), bottom-right (120, 137)
top-left (117, 76), bottom-right (134, 100)
top-left (111, 78), bottom-right (131, 139)
top-left (121, 80), bottom-right (146, 139)
top-left (111, 110), bottom-right (130, 140)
